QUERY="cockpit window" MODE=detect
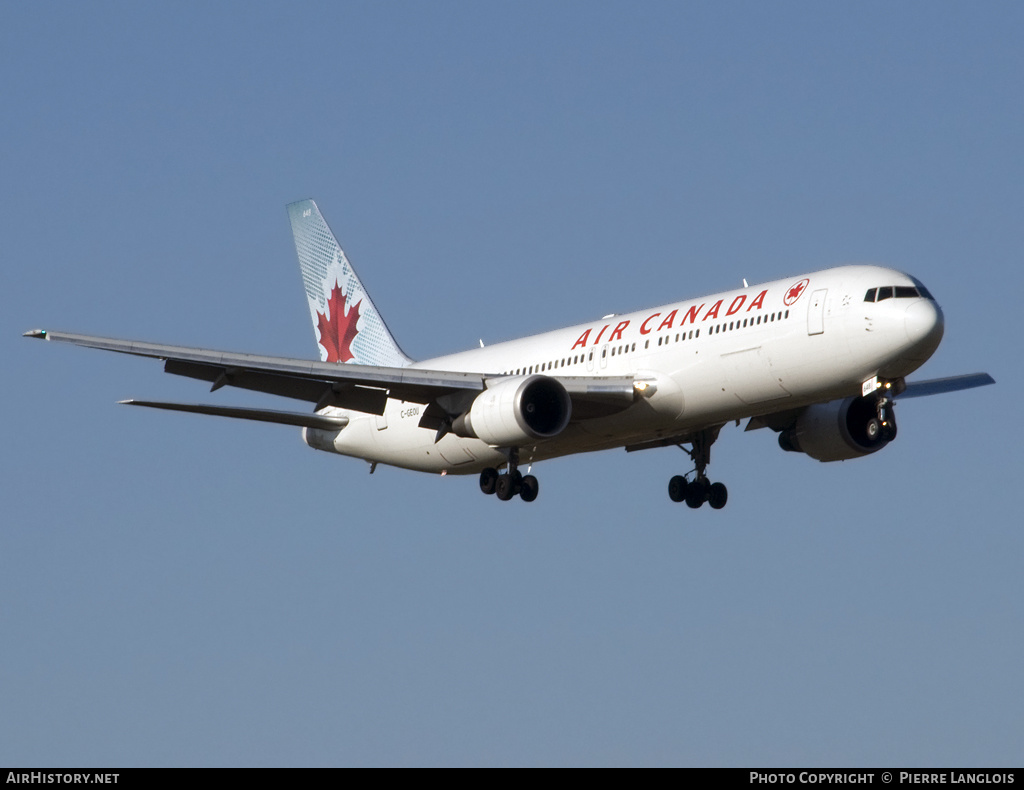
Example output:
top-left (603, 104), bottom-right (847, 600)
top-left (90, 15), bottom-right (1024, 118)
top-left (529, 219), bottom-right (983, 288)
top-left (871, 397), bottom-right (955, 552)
top-left (865, 283), bottom-right (935, 303)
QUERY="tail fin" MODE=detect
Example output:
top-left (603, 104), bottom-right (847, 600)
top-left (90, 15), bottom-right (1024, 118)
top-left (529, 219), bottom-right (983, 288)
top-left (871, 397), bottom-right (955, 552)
top-left (287, 199), bottom-right (413, 367)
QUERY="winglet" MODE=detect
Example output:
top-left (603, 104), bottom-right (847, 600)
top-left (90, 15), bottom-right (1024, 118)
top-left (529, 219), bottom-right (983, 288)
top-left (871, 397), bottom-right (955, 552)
top-left (23, 329), bottom-right (48, 339)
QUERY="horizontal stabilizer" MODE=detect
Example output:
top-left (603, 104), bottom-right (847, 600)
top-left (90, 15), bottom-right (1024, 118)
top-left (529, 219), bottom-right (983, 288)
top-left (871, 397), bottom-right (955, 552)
top-left (119, 400), bottom-right (349, 430)
top-left (897, 372), bottom-right (995, 399)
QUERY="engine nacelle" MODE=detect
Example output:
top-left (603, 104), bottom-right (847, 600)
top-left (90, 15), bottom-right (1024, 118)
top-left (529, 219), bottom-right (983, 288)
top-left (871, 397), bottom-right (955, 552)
top-left (453, 375), bottom-right (572, 447)
top-left (778, 395), bottom-right (895, 462)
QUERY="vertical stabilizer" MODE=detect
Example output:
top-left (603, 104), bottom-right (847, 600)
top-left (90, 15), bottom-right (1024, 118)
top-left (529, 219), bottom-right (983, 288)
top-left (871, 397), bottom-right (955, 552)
top-left (287, 200), bottom-right (413, 367)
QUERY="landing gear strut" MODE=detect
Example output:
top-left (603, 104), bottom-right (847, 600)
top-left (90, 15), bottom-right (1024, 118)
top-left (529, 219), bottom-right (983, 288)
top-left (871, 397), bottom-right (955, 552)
top-left (480, 448), bottom-right (539, 503)
top-left (667, 428), bottom-right (728, 510)
top-left (873, 388), bottom-right (898, 443)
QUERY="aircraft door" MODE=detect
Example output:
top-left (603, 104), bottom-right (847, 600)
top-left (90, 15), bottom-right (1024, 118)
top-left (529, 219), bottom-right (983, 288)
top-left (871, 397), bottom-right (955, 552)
top-left (587, 348), bottom-right (595, 372)
top-left (600, 343), bottom-right (609, 369)
top-left (807, 289), bottom-right (827, 335)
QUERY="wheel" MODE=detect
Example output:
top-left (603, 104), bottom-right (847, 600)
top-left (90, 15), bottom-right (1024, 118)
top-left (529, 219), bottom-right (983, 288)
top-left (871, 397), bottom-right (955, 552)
top-left (495, 473), bottom-right (515, 501)
top-left (707, 482), bottom-right (728, 510)
top-left (668, 475), bottom-right (688, 503)
top-left (865, 417), bottom-right (882, 441)
top-left (685, 479), bottom-right (708, 509)
top-left (479, 467), bottom-right (498, 495)
top-left (519, 475), bottom-right (539, 502)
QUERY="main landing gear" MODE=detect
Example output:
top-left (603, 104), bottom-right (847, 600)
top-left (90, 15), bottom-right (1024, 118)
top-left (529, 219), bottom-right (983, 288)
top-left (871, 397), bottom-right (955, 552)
top-left (667, 429), bottom-right (728, 510)
top-left (479, 449), bottom-right (539, 503)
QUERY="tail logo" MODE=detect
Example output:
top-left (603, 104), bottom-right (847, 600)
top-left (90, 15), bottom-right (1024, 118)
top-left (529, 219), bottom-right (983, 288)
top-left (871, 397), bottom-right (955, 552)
top-left (316, 281), bottom-right (362, 363)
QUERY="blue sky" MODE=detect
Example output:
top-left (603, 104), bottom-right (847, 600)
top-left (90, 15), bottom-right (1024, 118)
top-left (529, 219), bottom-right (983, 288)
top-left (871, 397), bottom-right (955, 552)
top-left (3, 1), bottom-right (1020, 767)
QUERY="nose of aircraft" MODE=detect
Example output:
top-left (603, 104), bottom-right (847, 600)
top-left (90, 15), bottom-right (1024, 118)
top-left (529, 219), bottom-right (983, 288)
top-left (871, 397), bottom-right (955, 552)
top-left (904, 298), bottom-right (944, 359)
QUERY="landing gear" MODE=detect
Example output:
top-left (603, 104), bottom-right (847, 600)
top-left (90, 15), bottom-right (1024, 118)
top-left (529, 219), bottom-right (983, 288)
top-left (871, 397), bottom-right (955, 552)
top-left (495, 470), bottom-right (519, 501)
top-left (876, 395), bottom-right (897, 442)
top-left (666, 427), bottom-right (729, 510)
top-left (480, 450), bottom-right (539, 503)
top-left (480, 467), bottom-right (498, 495)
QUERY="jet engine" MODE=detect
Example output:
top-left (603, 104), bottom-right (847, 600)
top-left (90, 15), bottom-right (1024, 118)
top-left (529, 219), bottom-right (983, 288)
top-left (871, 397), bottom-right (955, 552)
top-left (453, 375), bottom-right (572, 447)
top-left (778, 395), bottom-right (896, 462)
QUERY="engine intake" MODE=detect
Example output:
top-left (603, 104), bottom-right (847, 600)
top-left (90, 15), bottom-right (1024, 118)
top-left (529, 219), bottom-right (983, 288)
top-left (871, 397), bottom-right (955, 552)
top-left (779, 395), bottom-right (895, 462)
top-left (453, 375), bottom-right (571, 447)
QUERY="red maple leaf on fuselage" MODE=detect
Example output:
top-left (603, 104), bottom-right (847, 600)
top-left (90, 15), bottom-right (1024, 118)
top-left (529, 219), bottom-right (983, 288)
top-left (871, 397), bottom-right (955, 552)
top-left (316, 283), bottom-right (361, 363)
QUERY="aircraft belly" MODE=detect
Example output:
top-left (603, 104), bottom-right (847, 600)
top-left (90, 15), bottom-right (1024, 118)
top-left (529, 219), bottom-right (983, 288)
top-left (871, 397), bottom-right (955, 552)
top-left (319, 403), bottom-right (502, 475)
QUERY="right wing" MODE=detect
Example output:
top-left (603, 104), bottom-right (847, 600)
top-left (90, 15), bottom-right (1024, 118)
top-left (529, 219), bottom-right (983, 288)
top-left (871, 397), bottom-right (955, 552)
top-left (896, 372), bottom-right (996, 399)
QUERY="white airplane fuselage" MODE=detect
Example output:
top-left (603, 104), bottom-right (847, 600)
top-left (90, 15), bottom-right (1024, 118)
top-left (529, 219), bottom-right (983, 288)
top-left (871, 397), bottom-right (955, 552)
top-left (305, 264), bottom-right (944, 474)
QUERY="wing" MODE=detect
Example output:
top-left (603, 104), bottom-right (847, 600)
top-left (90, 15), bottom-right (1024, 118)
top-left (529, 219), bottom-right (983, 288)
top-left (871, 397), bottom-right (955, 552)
top-left (25, 329), bottom-right (636, 420)
top-left (744, 371), bottom-right (996, 433)
top-left (896, 372), bottom-right (996, 399)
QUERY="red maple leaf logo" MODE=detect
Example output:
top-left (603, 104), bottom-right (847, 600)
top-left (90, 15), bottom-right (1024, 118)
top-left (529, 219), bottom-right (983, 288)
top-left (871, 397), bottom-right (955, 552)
top-left (784, 279), bottom-right (809, 306)
top-left (316, 282), bottom-right (361, 362)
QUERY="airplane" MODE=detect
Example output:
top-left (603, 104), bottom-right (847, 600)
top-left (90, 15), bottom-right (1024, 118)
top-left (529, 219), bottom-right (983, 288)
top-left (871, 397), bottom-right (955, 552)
top-left (25, 199), bottom-right (994, 508)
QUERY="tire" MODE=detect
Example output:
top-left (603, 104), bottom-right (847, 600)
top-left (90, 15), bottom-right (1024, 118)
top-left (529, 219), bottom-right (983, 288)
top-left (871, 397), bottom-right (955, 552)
top-left (865, 417), bottom-right (882, 442)
top-left (519, 475), bottom-right (539, 502)
top-left (685, 480), bottom-right (707, 509)
top-left (479, 467), bottom-right (498, 495)
top-left (707, 482), bottom-right (728, 510)
top-left (668, 475), bottom-right (688, 503)
top-left (495, 474), bottom-right (515, 501)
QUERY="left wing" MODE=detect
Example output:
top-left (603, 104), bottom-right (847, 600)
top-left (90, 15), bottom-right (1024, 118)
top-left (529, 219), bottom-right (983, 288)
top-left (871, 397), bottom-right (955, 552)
top-left (25, 329), bottom-right (636, 419)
